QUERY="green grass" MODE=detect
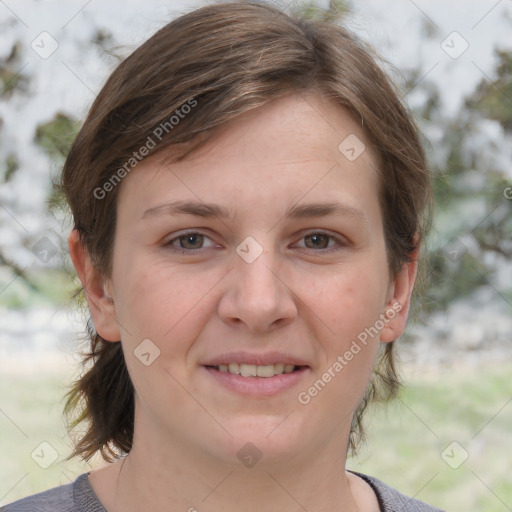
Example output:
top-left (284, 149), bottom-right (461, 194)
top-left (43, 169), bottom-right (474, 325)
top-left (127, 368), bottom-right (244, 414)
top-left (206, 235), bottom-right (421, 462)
top-left (0, 367), bottom-right (101, 506)
top-left (349, 362), bottom-right (512, 511)
top-left (1, 362), bottom-right (511, 510)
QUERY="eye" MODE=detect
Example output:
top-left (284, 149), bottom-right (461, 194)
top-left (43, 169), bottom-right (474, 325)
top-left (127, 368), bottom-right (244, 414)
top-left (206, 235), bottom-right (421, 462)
top-left (163, 230), bottom-right (348, 255)
top-left (164, 231), bottom-right (217, 253)
top-left (294, 231), bottom-right (347, 252)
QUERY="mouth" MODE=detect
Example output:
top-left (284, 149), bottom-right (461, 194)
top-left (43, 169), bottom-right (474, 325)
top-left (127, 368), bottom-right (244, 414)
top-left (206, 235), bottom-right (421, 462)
top-left (202, 363), bottom-right (310, 396)
top-left (205, 363), bottom-right (304, 378)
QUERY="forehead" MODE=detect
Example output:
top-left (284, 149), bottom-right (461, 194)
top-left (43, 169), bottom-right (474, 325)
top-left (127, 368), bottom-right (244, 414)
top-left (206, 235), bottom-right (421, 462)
top-left (181, 92), bottom-right (378, 167)
top-left (116, 92), bottom-right (381, 225)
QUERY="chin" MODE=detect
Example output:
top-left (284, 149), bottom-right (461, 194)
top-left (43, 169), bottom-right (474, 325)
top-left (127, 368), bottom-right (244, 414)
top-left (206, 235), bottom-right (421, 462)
top-left (212, 415), bottom-right (309, 464)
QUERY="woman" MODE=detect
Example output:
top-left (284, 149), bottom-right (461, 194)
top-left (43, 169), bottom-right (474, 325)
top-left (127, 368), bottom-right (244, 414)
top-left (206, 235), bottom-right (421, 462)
top-left (2, 2), bottom-right (443, 511)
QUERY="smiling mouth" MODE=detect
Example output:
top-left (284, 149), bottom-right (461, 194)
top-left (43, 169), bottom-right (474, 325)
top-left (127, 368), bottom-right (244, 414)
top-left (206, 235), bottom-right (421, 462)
top-left (205, 363), bottom-right (305, 378)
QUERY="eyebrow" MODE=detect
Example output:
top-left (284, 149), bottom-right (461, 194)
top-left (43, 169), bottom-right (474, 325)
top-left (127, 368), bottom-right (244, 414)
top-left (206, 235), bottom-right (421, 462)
top-left (141, 199), bottom-right (367, 223)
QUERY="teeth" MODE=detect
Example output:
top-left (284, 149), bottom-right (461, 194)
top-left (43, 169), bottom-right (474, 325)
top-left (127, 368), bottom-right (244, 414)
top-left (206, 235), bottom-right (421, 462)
top-left (256, 364), bottom-right (279, 377)
top-left (268, 363), bottom-right (284, 375)
top-left (217, 363), bottom-right (297, 378)
top-left (240, 364), bottom-right (256, 377)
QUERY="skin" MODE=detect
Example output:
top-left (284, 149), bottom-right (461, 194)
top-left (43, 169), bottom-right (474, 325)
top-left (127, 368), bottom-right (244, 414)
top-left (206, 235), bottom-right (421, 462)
top-left (69, 92), bottom-right (418, 512)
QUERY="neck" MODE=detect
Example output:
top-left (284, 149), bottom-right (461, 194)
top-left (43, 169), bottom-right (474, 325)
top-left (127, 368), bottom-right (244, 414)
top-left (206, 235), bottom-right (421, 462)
top-left (90, 421), bottom-right (361, 512)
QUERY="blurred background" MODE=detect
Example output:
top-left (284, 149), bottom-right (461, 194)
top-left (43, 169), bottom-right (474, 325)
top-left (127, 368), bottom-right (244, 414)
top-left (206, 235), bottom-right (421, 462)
top-left (0, 0), bottom-right (511, 510)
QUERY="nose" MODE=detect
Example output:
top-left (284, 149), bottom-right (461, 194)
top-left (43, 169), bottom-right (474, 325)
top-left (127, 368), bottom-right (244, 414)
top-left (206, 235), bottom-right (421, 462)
top-left (217, 245), bottom-right (298, 334)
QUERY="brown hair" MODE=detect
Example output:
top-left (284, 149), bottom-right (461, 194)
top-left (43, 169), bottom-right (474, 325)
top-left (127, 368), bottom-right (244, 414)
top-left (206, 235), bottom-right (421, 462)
top-left (62, 1), bottom-right (432, 462)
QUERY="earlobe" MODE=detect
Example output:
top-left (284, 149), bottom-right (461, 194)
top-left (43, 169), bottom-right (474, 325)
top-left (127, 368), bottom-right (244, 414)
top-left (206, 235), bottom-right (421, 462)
top-left (380, 249), bottom-right (419, 343)
top-left (68, 229), bottom-right (121, 342)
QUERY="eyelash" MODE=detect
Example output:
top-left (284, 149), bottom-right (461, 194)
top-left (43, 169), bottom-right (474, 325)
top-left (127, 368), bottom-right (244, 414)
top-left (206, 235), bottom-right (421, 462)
top-left (163, 230), bottom-right (347, 255)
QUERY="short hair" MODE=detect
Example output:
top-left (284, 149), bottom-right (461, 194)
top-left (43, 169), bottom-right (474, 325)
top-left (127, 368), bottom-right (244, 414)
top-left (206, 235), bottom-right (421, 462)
top-left (62, 1), bottom-right (432, 462)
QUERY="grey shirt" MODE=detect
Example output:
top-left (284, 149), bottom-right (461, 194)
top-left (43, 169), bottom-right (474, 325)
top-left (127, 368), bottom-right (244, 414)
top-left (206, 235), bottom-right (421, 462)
top-left (1, 470), bottom-right (445, 511)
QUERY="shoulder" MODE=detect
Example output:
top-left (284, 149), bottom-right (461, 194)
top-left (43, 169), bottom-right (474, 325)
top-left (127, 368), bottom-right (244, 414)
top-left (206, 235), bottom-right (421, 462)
top-left (0, 480), bottom-right (74, 512)
top-left (0, 473), bottom-right (106, 512)
top-left (348, 470), bottom-right (445, 512)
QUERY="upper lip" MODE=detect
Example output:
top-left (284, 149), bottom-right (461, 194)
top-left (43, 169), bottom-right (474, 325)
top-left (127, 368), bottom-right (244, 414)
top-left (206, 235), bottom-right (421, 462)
top-left (202, 351), bottom-right (310, 367)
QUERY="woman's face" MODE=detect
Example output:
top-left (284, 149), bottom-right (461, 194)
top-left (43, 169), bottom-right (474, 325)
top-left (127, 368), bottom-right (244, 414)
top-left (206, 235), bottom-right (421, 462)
top-left (93, 92), bottom-right (415, 467)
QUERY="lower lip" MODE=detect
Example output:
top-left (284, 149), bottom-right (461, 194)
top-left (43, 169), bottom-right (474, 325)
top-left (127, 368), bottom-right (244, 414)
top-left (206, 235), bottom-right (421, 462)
top-left (202, 366), bottom-right (310, 396)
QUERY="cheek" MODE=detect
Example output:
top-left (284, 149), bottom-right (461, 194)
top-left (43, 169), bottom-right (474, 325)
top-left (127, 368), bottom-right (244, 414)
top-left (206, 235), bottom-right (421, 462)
top-left (299, 261), bottom-right (388, 407)
top-left (112, 257), bottom-right (222, 354)
top-left (311, 263), bottom-right (389, 345)
top-left (112, 260), bottom-right (222, 403)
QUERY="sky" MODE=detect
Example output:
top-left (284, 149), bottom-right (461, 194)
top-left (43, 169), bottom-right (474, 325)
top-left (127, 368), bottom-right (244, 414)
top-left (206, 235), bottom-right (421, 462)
top-left (0, 0), bottom-right (510, 357)
top-left (1, 0), bottom-right (511, 263)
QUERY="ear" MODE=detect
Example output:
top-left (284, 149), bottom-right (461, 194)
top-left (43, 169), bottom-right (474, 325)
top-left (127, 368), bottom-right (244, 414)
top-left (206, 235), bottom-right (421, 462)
top-left (380, 247), bottom-right (419, 343)
top-left (68, 229), bottom-right (121, 342)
